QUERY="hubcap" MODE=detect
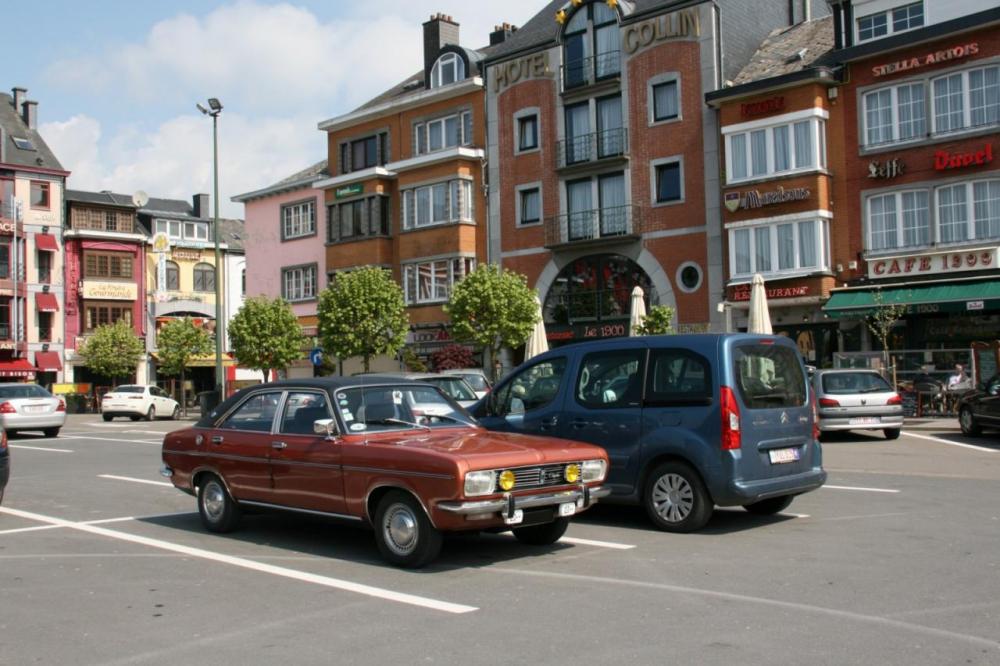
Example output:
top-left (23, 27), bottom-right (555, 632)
top-left (203, 482), bottom-right (226, 521)
top-left (383, 504), bottom-right (418, 556)
top-left (651, 473), bottom-right (694, 523)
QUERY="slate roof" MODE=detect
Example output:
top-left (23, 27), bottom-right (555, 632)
top-left (65, 189), bottom-right (137, 208)
top-left (732, 15), bottom-right (834, 85)
top-left (0, 92), bottom-right (65, 172)
top-left (141, 197), bottom-right (197, 218)
top-left (231, 159), bottom-right (328, 202)
top-left (219, 218), bottom-right (246, 251)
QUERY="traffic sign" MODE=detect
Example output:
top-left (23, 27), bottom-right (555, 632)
top-left (310, 347), bottom-right (323, 366)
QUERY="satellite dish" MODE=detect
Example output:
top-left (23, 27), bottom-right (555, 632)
top-left (132, 190), bottom-right (149, 207)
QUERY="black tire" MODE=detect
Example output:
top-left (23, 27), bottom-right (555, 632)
top-left (744, 495), bottom-right (794, 515)
top-left (129, 415), bottom-right (140, 421)
top-left (644, 461), bottom-right (713, 532)
top-left (146, 406), bottom-right (156, 421)
top-left (373, 491), bottom-right (442, 568)
top-left (102, 414), bottom-right (113, 422)
top-left (171, 405), bottom-right (181, 420)
top-left (512, 517), bottom-right (569, 545)
top-left (883, 428), bottom-right (901, 440)
top-left (959, 407), bottom-right (982, 436)
top-left (197, 474), bottom-right (242, 533)
top-left (43, 427), bottom-right (60, 438)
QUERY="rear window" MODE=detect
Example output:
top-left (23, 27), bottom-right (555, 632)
top-left (457, 374), bottom-right (489, 391)
top-left (0, 385), bottom-right (52, 399)
top-left (733, 343), bottom-right (807, 409)
top-left (426, 377), bottom-right (477, 401)
top-left (114, 386), bottom-right (145, 394)
top-left (822, 372), bottom-right (892, 395)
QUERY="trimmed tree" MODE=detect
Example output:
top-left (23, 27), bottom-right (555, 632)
top-left (229, 296), bottom-right (304, 383)
top-left (866, 288), bottom-right (908, 383)
top-left (317, 266), bottom-right (408, 373)
top-left (78, 320), bottom-right (145, 384)
top-left (635, 305), bottom-right (676, 336)
top-left (444, 264), bottom-right (538, 365)
top-left (156, 318), bottom-right (213, 415)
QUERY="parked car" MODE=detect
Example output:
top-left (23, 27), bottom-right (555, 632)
top-left (102, 385), bottom-right (180, 421)
top-left (0, 383), bottom-right (67, 437)
top-left (958, 374), bottom-right (1000, 436)
top-left (160, 377), bottom-right (610, 568)
top-left (358, 372), bottom-right (479, 408)
top-left (471, 333), bottom-right (826, 532)
top-left (812, 369), bottom-right (904, 439)
top-left (0, 428), bottom-right (8, 505)
top-left (440, 368), bottom-right (492, 399)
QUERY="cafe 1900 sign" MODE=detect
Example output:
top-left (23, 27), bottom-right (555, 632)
top-left (725, 186), bottom-right (810, 212)
top-left (868, 248), bottom-right (997, 278)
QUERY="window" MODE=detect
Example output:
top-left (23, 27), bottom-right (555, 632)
top-left (654, 160), bottom-right (682, 204)
top-left (518, 114), bottom-right (539, 151)
top-left (193, 263), bottom-right (216, 292)
top-left (340, 132), bottom-right (388, 173)
top-left (30, 181), bottom-right (50, 209)
top-left (652, 80), bottom-right (679, 122)
top-left (932, 66), bottom-right (1000, 134)
top-left (219, 392), bottom-right (282, 432)
top-left (38, 311), bottom-right (52, 342)
top-left (677, 263), bottom-right (702, 293)
top-left (281, 200), bottom-right (316, 240)
top-left (414, 111), bottom-right (473, 155)
top-left (518, 187), bottom-right (541, 226)
top-left (282, 265), bottom-right (317, 301)
top-left (165, 261), bottom-right (179, 291)
top-left (84, 302), bottom-right (132, 331)
top-left (575, 350), bottom-right (645, 408)
top-left (0, 300), bottom-right (8, 339)
top-left (730, 219), bottom-right (828, 278)
top-left (494, 358), bottom-right (567, 416)
top-left (646, 350), bottom-right (711, 405)
top-left (430, 52), bottom-right (465, 88)
top-left (401, 180), bottom-right (473, 230)
top-left (733, 343), bottom-right (807, 409)
top-left (155, 219), bottom-right (208, 241)
top-left (327, 196), bottom-right (390, 242)
top-left (37, 251), bottom-right (51, 284)
top-left (403, 257), bottom-right (475, 305)
top-left (562, 1), bottom-right (620, 89)
top-left (279, 392), bottom-right (330, 435)
top-left (892, 2), bottom-right (924, 32)
top-left (857, 2), bottom-right (922, 42)
top-left (0, 244), bottom-right (8, 279)
top-left (724, 112), bottom-right (826, 182)
top-left (155, 219), bottom-right (182, 238)
top-left (857, 11), bottom-right (887, 41)
top-left (84, 251), bottom-right (133, 279)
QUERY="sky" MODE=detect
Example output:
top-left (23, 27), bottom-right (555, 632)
top-left (7, 1), bottom-right (542, 217)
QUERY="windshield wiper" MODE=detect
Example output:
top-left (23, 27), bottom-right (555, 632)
top-left (383, 417), bottom-right (431, 431)
top-left (860, 387), bottom-right (888, 393)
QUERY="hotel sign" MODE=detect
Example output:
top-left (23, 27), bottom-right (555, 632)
top-left (725, 186), bottom-right (810, 212)
top-left (493, 52), bottom-right (553, 92)
top-left (868, 248), bottom-right (997, 279)
top-left (623, 8), bottom-right (700, 54)
top-left (872, 42), bottom-right (978, 77)
top-left (81, 281), bottom-right (137, 300)
top-left (0, 221), bottom-right (16, 234)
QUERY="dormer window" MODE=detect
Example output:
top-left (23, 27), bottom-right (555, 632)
top-left (431, 52), bottom-right (465, 88)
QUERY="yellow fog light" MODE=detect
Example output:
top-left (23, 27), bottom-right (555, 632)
top-left (498, 470), bottom-right (516, 491)
top-left (564, 464), bottom-right (581, 483)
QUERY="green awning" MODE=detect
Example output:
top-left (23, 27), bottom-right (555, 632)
top-left (824, 280), bottom-right (1000, 318)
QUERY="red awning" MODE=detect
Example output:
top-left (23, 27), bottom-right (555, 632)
top-left (35, 293), bottom-right (59, 312)
top-left (0, 358), bottom-right (36, 378)
top-left (34, 351), bottom-right (63, 372)
top-left (34, 233), bottom-right (59, 252)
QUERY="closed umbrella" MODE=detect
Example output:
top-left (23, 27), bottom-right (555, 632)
top-left (747, 273), bottom-right (773, 334)
top-left (524, 295), bottom-right (549, 360)
top-left (629, 286), bottom-right (647, 336)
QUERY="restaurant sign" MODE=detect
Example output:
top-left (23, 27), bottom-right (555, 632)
top-left (868, 248), bottom-right (997, 279)
top-left (725, 186), bottom-right (810, 212)
top-left (81, 280), bottom-right (138, 300)
top-left (730, 284), bottom-right (809, 302)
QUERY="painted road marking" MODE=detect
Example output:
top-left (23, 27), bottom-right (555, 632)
top-left (824, 484), bottom-right (900, 494)
top-left (0, 511), bottom-right (197, 536)
top-left (57, 435), bottom-right (160, 446)
top-left (98, 474), bottom-right (173, 488)
top-left (0, 506), bottom-right (478, 614)
top-left (904, 431), bottom-right (998, 453)
top-left (0, 524), bottom-right (64, 535)
top-left (560, 536), bottom-right (637, 550)
top-left (8, 444), bottom-right (74, 453)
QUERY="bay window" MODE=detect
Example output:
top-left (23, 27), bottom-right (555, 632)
top-left (402, 179), bottom-right (473, 230)
top-left (724, 110), bottom-right (826, 183)
top-left (403, 257), bottom-right (476, 305)
top-left (328, 196), bottom-right (390, 242)
top-left (729, 218), bottom-right (828, 279)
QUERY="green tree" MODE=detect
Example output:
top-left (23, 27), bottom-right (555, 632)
top-left (635, 305), bottom-right (676, 336)
top-left (229, 296), bottom-right (303, 382)
top-left (78, 320), bottom-right (145, 383)
top-left (866, 288), bottom-right (908, 382)
top-left (445, 264), bottom-right (538, 364)
top-left (317, 267), bottom-right (408, 373)
top-left (157, 318), bottom-right (213, 414)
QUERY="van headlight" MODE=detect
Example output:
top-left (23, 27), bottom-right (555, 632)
top-left (580, 459), bottom-right (606, 482)
top-left (464, 470), bottom-right (496, 496)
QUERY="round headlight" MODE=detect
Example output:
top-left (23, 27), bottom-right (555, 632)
top-left (564, 463), bottom-right (581, 483)
top-left (498, 470), bottom-right (516, 491)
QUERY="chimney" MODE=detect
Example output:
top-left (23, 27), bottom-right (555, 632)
top-left (193, 193), bottom-right (210, 218)
top-left (11, 87), bottom-right (26, 113)
top-left (424, 13), bottom-right (460, 77)
top-left (490, 22), bottom-right (517, 46)
top-left (22, 100), bottom-right (38, 130)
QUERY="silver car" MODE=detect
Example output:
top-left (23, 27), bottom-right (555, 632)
top-left (0, 383), bottom-right (66, 437)
top-left (440, 369), bottom-right (492, 399)
top-left (813, 369), bottom-right (904, 440)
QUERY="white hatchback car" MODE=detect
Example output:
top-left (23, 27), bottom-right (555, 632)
top-left (102, 385), bottom-right (180, 421)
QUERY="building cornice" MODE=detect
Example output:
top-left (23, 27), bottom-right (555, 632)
top-left (385, 147), bottom-right (485, 173)
top-left (317, 78), bottom-right (483, 133)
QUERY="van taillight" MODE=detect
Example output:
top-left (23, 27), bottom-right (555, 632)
top-left (720, 386), bottom-right (741, 450)
top-left (811, 392), bottom-right (820, 441)
top-left (887, 394), bottom-right (902, 405)
top-left (819, 398), bottom-right (840, 407)
top-left (0, 402), bottom-right (16, 414)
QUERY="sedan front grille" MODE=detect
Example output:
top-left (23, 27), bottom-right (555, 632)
top-left (507, 463), bottom-right (575, 489)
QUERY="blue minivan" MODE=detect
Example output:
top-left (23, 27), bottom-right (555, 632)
top-left (472, 334), bottom-right (826, 532)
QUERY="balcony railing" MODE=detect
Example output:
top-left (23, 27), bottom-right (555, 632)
top-left (560, 51), bottom-right (621, 91)
top-left (544, 204), bottom-right (644, 247)
top-left (557, 127), bottom-right (628, 168)
top-left (38, 328), bottom-right (52, 342)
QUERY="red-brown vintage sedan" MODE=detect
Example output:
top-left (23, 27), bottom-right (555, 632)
top-left (160, 378), bottom-right (610, 567)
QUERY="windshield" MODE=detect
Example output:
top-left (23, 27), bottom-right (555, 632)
top-left (113, 386), bottom-right (145, 394)
top-left (455, 373), bottom-right (489, 391)
top-left (334, 385), bottom-right (476, 433)
top-left (425, 377), bottom-right (477, 401)
top-left (822, 372), bottom-right (893, 395)
top-left (733, 343), bottom-right (807, 409)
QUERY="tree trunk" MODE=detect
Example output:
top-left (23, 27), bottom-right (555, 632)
top-left (363, 355), bottom-right (371, 373)
top-left (263, 368), bottom-right (269, 384)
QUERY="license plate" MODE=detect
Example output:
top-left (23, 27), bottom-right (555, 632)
top-left (25, 405), bottom-right (47, 413)
top-left (849, 417), bottom-right (880, 425)
top-left (768, 447), bottom-right (801, 464)
top-left (503, 509), bottom-right (524, 525)
top-left (558, 502), bottom-right (576, 517)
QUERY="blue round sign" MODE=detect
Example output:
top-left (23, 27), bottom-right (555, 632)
top-left (310, 347), bottom-right (323, 366)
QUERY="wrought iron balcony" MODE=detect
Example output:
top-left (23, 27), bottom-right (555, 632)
top-left (560, 51), bottom-right (621, 91)
top-left (557, 127), bottom-right (628, 169)
top-left (544, 204), bottom-right (644, 248)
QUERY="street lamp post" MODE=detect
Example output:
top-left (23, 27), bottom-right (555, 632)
top-left (197, 98), bottom-right (224, 400)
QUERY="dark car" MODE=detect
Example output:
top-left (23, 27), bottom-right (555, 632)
top-left (958, 374), bottom-right (1000, 436)
top-left (473, 333), bottom-right (826, 532)
top-left (0, 428), bottom-right (9, 505)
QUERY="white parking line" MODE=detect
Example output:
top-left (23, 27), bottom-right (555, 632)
top-left (560, 536), bottom-right (636, 550)
top-left (0, 524), bottom-right (63, 535)
top-left (98, 474), bottom-right (173, 488)
top-left (0, 506), bottom-right (478, 614)
top-left (904, 431), bottom-right (998, 453)
top-left (8, 444), bottom-right (74, 453)
top-left (824, 484), bottom-right (900, 493)
top-left (59, 435), bottom-right (160, 446)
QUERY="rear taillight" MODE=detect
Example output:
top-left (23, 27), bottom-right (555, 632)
top-left (819, 397), bottom-right (840, 407)
top-left (811, 392), bottom-right (820, 441)
top-left (56, 399), bottom-right (66, 412)
top-left (720, 386), bottom-right (741, 450)
top-left (887, 394), bottom-right (902, 405)
top-left (0, 402), bottom-right (16, 414)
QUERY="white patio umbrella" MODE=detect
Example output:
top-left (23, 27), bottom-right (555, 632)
top-left (524, 295), bottom-right (549, 360)
top-left (747, 273), bottom-right (773, 334)
top-left (629, 286), bottom-right (647, 336)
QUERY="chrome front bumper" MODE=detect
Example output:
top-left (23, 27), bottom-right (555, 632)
top-left (437, 485), bottom-right (611, 516)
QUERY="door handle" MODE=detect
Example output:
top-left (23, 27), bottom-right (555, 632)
top-left (211, 436), bottom-right (223, 445)
top-left (539, 416), bottom-right (558, 430)
top-left (271, 441), bottom-right (287, 450)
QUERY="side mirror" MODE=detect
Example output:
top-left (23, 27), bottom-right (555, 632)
top-left (313, 418), bottom-right (339, 438)
top-left (989, 385), bottom-right (1000, 397)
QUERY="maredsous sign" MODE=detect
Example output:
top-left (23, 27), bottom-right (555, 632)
top-left (868, 249), bottom-right (997, 279)
top-left (872, 42), bottom-right (978, 77)
top-left (725, 186), bottom-right (810, 212)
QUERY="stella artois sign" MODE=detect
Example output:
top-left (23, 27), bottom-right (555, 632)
top-left (724, 186), bottom-right (810, 212)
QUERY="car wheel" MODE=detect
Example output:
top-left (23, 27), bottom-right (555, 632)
top-left (102, 414), bottom-right (113, 422)
top-left (883, 428), bottom-right (901, 440)
top-left (373, 491), bottom-right (442, 568)
top-left (644, 461), bottom-right (713, 532)
top-left (959, 407), bottom-right (982, 436)
top-left (146, 405), bottom-right (156, 421)
top-left (43, 427), bottom-right (60, 438)
top-left (512, 517), bottom-right (569, 546)
top-left (129, 415), bottom-right (140, 421)
top-left (171, 405), bottom-right (180, 420)
top-left (744, 495), bottom-right (794, 515)
top-left (197, 475), bottom-right (241, 533)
